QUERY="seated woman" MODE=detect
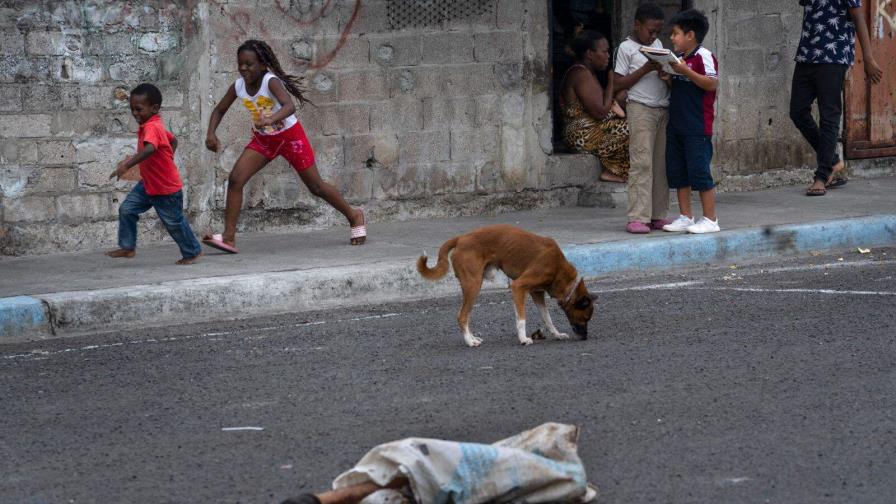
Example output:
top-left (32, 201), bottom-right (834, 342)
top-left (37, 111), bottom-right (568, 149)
top-left (560, 30), bottom-right (630, 183)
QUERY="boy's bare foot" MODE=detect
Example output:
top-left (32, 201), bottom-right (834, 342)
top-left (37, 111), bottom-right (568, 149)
top-left (105, 248), bottom-right (135, 258)
top-left (176, 252), bottom-right (203, 265)
top-left (599, 171), bottom-right (627, 183)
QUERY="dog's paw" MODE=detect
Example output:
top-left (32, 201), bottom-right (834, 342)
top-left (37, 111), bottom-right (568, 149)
top-left (519, 336), bottom-right (534, 346)
top-left (465, 337), bottom-right (482, 347)
top-left (552, 332), bottom-right (570, 340)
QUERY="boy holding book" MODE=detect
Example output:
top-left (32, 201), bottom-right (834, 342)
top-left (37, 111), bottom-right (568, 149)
top-left (613, 3), bottom-right (670, 234)
top-left (660, 9), bottom-right (720, 234)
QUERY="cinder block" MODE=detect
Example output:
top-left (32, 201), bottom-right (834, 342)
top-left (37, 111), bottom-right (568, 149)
top-left (138, 32), bottom-right (178, 53)
top-left (318, 36), bottom-right (369, 69)
top-left (25, 30), bottom-right (66, 56)
top-left (308, 135), bottom-right (344, 172)
top-left (22, 84), bottom-right (79, 111)
top-left (497, 0), bottom-right (525, 29)
top-left (369, 34), bottom-right (422, 66)
top-left (428, 162), bottom-right (476, 195)
top-left (438, 64), bottom-right (496, 97)
top-left (56, 193), bottom-right (113, 222)
top-left (338, 70), bottom-right (389, 101)
top-left (729, 14), bottom-right (785, 48)
top-left (83, 32), bottom-right (134, 55)
top-left (0, 30), bottom-right (24, 55)
top-left (54, 55), bottom-right (104, 83)
top-left (0, 55), bottom-right (52, 83)
top-left (370, 96), bottom-right (423, 132)
top-left (305, 102), bottom-right (372, 137)
top-left (475, 94), bottom-right (501, 125)
top-left (422, 97), bottom-right (477, 130)
top-left (0, 84), bottom-right (20, 111)
top-left (398, 130), bottom-right (450, 165)
top-left (0, 114), bottom-right (51, 138)
top-left (108, 55), bottom-right (158, 82)
top-left (372, 162), bottom-right (429, 199)
top-left (27, 167), bottom-right (77, 194)
top-left (344, 133), bottom-right (398, 167)
top-left (421, 32), bottom-right (474, 64)
top-left (38, 140), bottom-right (75, 165)
top-left (474, 31), bottom-right (523, 62)
top-left (450, 128), bottom-right (499, 162)
top-left (3, 195), bottom-right (56, 222)
top-left (348, 0), bottom-right (390, 34)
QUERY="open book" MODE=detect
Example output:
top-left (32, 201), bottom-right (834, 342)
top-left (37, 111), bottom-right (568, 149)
top-left (639, 46), bottom-right (682, 75)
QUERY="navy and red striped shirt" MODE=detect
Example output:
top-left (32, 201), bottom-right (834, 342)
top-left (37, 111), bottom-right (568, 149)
top-left (669, 46), bottom-right (718, 136)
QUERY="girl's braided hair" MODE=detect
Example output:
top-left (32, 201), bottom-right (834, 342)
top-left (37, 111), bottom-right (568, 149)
top-left (238, 39), bottom-right (310, 106)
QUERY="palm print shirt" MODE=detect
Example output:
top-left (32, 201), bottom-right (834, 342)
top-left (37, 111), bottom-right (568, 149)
top-left (795, 0), bottom-right (861, 65)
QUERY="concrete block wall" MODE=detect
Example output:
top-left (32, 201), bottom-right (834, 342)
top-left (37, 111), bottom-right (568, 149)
top-left (695, 0), bottom-right (817, 187)
top-left (0, 0), bottom-right (197, 255)
top-left (195, 0), bottom-right (595, 235)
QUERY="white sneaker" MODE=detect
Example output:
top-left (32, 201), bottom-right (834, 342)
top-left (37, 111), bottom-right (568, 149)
top-left (662, 215), bottom-right (695, 232)
top-left (686, 217), bottom-right (720, 234)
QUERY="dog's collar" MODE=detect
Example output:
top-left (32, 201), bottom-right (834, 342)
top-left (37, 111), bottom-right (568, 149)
top-left (562, 274), bottom-right (582, 304)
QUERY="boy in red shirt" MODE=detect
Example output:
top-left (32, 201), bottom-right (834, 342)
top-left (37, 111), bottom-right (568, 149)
top-left (106, 83), bottom-right (202, 265)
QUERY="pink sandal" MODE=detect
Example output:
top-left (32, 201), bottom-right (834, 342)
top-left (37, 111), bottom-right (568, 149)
top-left (350, 210), bottom-right (367, 245)
top-left (202, 233), bottom-right (239, 254)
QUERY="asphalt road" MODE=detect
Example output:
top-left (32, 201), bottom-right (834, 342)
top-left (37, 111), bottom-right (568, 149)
top-left (2, 249), bottom-right (895, 504)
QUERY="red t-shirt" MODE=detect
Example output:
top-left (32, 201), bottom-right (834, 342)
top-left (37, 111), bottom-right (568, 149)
top-left (137, 115), bottom-right (182, 196)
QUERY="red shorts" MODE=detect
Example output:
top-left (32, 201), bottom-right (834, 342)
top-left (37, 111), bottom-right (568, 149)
top-left (245, 122), bottom-right (315, 172)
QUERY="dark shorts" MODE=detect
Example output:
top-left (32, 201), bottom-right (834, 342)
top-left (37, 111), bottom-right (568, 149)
top-left (246, 122), bottom-right (315, 172)
top-left (666, 132), bottom-right (714, 191)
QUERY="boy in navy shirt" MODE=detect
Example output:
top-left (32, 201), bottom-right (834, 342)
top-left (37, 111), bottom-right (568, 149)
top-left (792, 0), bottom-right (882, 196)
top-left (660, 9), bottom-right (720, 234)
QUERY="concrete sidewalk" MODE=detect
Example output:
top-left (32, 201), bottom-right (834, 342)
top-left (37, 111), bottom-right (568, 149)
top-left (2, 177), bottom-right (895, 342)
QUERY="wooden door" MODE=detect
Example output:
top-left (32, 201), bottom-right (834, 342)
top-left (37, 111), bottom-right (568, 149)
top-left (844, 0), bottom-right (896, 159)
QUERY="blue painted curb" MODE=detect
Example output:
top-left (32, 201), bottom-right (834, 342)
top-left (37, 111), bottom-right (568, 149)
top-left (0, 296), bottom-right (51, 340)
top-left (564, 215), bottom-right (896, 277)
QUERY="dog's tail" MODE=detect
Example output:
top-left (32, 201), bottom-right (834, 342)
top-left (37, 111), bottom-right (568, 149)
top-left (417, 237), bottom-right (458, 280)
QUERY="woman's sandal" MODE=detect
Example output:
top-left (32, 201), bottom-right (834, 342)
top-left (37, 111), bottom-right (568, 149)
top-left (805, 186), bottom-right (827, 196)
top-left (350, 209), bottom-right (367, 245)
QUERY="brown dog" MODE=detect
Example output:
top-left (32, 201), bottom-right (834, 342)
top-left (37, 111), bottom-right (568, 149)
top-left (417, 224), bottom-right (595, 347)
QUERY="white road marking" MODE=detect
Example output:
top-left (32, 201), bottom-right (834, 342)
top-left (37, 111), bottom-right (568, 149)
top-left (2, 313), bottom-right (401, 362)
top-left (702, 287), bottom-right (896, 296)
top-left (718, 477), bottom-right (751, 486)
top-left (221, 426), bottom-right (264, 432)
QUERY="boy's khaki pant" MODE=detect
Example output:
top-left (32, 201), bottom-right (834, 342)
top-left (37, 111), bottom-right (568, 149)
top-left (626, 102), bottom-right (670, 223)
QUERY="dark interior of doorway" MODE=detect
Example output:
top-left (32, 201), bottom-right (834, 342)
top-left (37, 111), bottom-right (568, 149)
top-left (550, 0), bottom-right (614, 152)
top-left (549, 0), bottom-right (694, 152)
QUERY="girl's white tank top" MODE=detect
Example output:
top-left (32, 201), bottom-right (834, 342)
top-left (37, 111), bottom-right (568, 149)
top-left (234, 72), bottom-right (298, 135)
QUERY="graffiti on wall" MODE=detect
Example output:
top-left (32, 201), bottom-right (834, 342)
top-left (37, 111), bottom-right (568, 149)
top-left (878, 0), bottom-right (896, 33)
top-left (214, 0), bottom-right (362, 70)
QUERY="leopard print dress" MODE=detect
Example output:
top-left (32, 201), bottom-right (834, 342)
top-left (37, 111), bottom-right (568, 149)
top-left (561, 84), bottom-right (630, 178)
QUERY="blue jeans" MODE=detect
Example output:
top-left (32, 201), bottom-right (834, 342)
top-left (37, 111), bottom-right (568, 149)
top-left (118, 182), bottom-right (202, 259)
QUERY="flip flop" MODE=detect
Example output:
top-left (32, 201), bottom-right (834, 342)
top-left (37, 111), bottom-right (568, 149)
top-left (350, 210), bottom-right (367, 245)
top-left (202, 233), bottom-right (239, 254)
top-left (826, 177), bottom-right (848, 189)
top-left (805, 186), bottom-right (827, 196)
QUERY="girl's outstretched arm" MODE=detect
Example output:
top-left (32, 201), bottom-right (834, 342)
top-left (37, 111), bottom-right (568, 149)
top-left (256, 78), bottom-right (296, 128)
top-left (206, 84), bottom-right (237, 152)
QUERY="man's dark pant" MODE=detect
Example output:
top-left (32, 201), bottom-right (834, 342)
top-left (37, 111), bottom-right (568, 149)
top-left (118, 181), bottom-right (202, 259)
top-left (789, 63), bottom-right (848, 183)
